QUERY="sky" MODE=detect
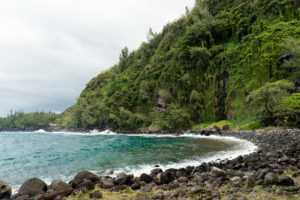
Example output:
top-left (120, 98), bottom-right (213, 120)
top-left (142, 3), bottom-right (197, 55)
top-left (0, 0), bottom-right (195, 117)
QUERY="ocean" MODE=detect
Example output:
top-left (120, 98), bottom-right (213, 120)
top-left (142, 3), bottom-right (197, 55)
top-left (0, 130), bottom-right (256, 192)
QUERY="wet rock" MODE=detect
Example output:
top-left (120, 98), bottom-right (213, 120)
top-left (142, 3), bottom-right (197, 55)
top-left (18, 178), bottom-right (47, 198)
top-left (150, 168), bottom-right (162, 177)
top-left (71, 171), bottom-right (99, 188)
top-left (151, 192), bottom-right (164, 200)
top-left (277, 175), bottom-right (294, 186)
top-left (45, 179), bottom-right (73, 198)
top-left (175, 168), bottom-right (188, 178)
top-left (140, 173), bottom-right (153, 183)
top-left (0, 179), bottom-right (12, 200)
top-left (49, 179), bottom-right (72, 193)
top-left (159, 172), bottom-right (175, 185)
top-left (114, 173), bottom-right (130, 185)
top-left (99, 178), bottom-right (114, 189)
top-left (77, 179), bottom-right (94, 190)
top-left (89, 190), bottom-right (102, 199)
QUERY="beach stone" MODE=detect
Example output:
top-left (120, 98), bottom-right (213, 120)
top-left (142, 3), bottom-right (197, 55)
top-left (277, 176), bottom-right (294, 186)
top-left (112, 185), bottom-right (128, 192)
top-left (18, 178), bottom-right (47, 197)
top-left (151, 192), bottom-right (164, 199)
top-left (177, 177), bottom-right (188, 183)
top-left (89, 190), bottom-right (102, 199)
top-left (48, 179), bottom-right (72, 194)
top-left (246, 175), bottom-right (255, 188)
top-left (141, 183), bottom-right (155, 192)
top-left (264, 172), bottom-right (278, 185)
top-left (159, 172), bottom-right (175, 185)
top-left (130, 183), bottom-right (140, 190)
top-left (114, 173), bottom-right (128, 185)
top-left (150, 168), bottom-right (162, 177)
top-left (71, 171), bottom-right (99, 188)
top-left (140, 173), bottom-right (153, 183)
top-left (99, 178), bottom-right (114, 189)
top-left (0, 179), bottom-right (12, 199)
top-left (211, 167), bottom-right (226, 177)
top-left (77, 179), bottom-right (94, 190)
top-left (189, 186), bottom-right (203, 194)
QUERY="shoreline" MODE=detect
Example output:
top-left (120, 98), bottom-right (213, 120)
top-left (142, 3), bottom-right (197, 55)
top-left (1, 128), bottom-right (300, 200)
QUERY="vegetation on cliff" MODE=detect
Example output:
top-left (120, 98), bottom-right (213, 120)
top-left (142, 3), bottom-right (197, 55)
top-left (1, 0), bottom-right (299, 131)
top-left (57, 0), bottom-right (300, 130)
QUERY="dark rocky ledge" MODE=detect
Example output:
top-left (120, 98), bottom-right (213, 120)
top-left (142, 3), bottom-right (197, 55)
top-left (0, 128), bottom-right (300, 200)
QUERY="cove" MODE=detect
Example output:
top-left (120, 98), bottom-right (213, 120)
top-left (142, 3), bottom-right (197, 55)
top-left (0, 130), bottom-right (256, 192)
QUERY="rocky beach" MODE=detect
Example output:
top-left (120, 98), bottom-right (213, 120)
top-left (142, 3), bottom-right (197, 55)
top-left (0, 128), bottom-right (300, 200)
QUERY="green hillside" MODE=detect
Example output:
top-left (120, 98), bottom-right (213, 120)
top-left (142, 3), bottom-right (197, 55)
top-left (53, 0), bottom-right (300, 130)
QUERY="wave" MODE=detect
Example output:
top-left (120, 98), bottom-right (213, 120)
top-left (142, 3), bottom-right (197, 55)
top-left (110, 136), bottom-right (257, 177)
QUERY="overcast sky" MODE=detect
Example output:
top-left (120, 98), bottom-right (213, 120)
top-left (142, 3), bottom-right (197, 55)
top-left (0, 0), bottom-right (194, 117)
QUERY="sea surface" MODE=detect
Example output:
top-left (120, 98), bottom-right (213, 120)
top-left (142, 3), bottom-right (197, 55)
top-left (0, 130), bottom-right (256, 192)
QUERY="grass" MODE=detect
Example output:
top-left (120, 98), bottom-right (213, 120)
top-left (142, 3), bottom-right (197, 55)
top-left (192, 117), bottom-right (264, 131)
top-left (64, 187), bottom-right (156, 200)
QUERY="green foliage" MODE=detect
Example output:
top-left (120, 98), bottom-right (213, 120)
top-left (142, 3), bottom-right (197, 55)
top-left (276, 93), bottom-right (300, 126)
top-left (0, 112), bottom-right (58, 131)
top-left (246, 80), bottom-right (294, 125)
top-left (3, 0), bottom-right (299, 130)
top-left (59, 0), bottom-right (299, 130)
top-left (158, 104), bottom-right (192, 130)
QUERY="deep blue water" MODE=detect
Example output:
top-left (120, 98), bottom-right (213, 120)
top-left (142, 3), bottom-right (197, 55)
top-left (0, 131), bottom-right (256, 191)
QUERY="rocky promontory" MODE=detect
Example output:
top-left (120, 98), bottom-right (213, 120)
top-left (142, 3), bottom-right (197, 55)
top-left (1, 128), bottom-right (299, 200)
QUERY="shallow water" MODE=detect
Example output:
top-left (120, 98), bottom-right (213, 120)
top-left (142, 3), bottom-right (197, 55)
top-left (0, 130), bottom-right (256, 192)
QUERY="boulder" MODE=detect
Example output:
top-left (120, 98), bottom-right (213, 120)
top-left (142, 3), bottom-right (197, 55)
top-left (264, 172), bottom-right (278, 185)
top-left (130, 183), bottom-right (140, 190)
top-left (114, 173), bottom-right (128, 185)
top-left (89, 190), bottom-right (102, 199)
top-left (48, 179), bottom-right (72, 193)
top-left (99, 178), bottom-right (114, 189)
top-left (159, 172), bottom-right (175, 185)
top-left (151, 192), bottom-right (164, 200)
top-left (0, 179), bottom-right (12, 200)
top-left (18, 178), bottom-right (47, 197)
top-left (139, 173), bottom-right (153, 184)
top-left (177, 177), bottom-right (188, 183)
top-left (189, 186), bottom-right (203, 194)
top-left (222, 125), bottom-right (230, 131)
top-left (246, 175), bottom-right (255, 188)
top-left (77, 179), bottom-right (94, 190)
top-left (211, 167), bottom-right (226, 177)
top-left (277, 176), bottom-right (294, 186)
top-left (71, 171), bottom-right (99, 188)
top-left (45, 179), bottom-right (73, 198)
top-left (150, 168), bottom-right (162, 177)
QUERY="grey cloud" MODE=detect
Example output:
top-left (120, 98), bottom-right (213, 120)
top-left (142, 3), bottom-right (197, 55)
top-left (0, 0), bottom-right (194, 116)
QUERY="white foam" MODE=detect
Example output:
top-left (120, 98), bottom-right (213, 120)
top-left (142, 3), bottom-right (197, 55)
top-left (110, 135), bottom-right (257, 177)
top-left (34, 129), bottom-right (46, 133)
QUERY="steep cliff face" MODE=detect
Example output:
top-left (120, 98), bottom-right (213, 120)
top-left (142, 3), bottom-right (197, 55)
top-left (59, 0), bottom-right (300, 130)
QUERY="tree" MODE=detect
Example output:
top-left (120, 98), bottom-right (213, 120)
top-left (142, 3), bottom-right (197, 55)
top-left (246, 80), bottom-right (294, 125)
top-left (119, 47), bottom-right (129, 72)
top-left (276, 93), bottom-right (300, 127)
top-left (280, 37), bottom-right (300, 79)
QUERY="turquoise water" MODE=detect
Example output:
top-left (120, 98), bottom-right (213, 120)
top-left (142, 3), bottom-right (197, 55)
top-left (0, 131), bottom-right (255, 191)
